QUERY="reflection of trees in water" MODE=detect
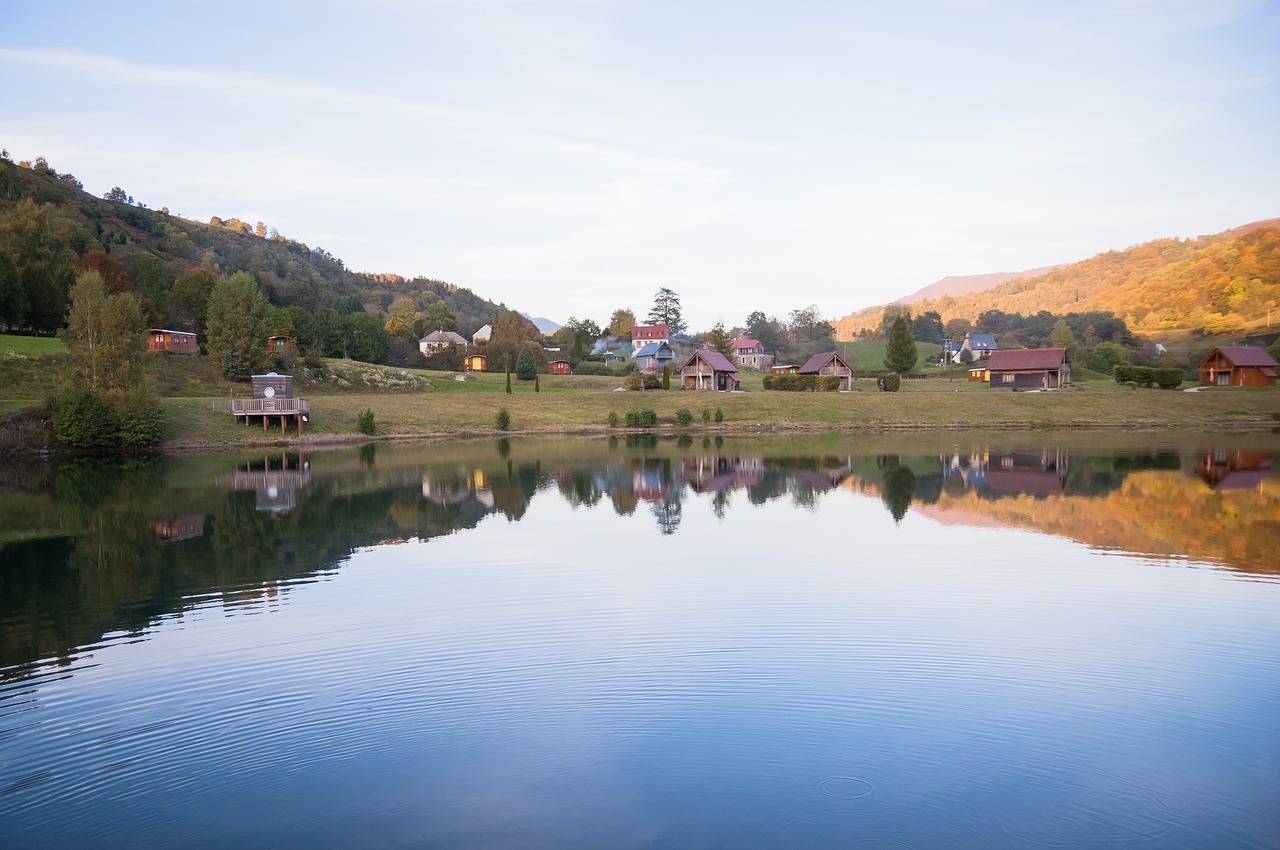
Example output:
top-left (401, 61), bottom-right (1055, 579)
top-left (880, 456), bottom-right (917, 523)
top-left (651, 498), bottom-right (682, 535)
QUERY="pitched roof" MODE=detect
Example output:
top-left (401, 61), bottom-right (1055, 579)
top-left (1208, 346), bottom-right (1279, 368)
top-left (966, 333), bottom-right (998, 349)
top-left (798, 351), bottom-right (849, 374)
top-left (632, 324), bottom-right (669, 340)
top-left (421, 330), bottom-right (468, 344)
top-left (986, 347), bottom-right (1068, 370)
top-left (472, 324), bottom-right (492, 338)
top-left (683, 349), bottom-right (738, 372)
top-left (634, 342), bottom-right (672, 358)
top-left (732, 337), bottom-right (762, 349)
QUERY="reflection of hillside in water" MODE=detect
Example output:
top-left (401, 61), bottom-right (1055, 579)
top-left (3, 441), bottom-right (1277, 681)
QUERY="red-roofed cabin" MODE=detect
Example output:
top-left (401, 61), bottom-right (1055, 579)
top-left (1198, 346), bottom-right (1277, 387)
top-left (986, 348), bottom-right (1070, 389)
top-left (148, 328), bottom-right (198, 355)
top-left (548, 359), bottom-right (571, 374)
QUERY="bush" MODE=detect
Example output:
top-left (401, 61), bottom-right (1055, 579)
top-left (1119, 365), bottom-right (1157, 388)
top-left (817, 376), bottom-right (842, 392)
top-left (607, 410), bottom-right (619, 428)
top-left (357, 408), bottom-right (376, 435)
top-left (624, 408), bottom-right (657, 428)
top-left (762, 374), bottom-right (774, 390)
top-left (881, 373), bottom-right (901, 392)
top-left (117, 395), bottom-right (164, 448)
top-left (52, 386), bottom-right (119, 448)
top-left (1155, 368), bottom-right (1185, 389)
top-left (495, 408), bottom-right (511, 431)
top-left (515, 346), bottom-right (537, 381)
top-left (714, 407), bottom-right (724, 423)
top-left (576, 362), bottom-right (610, 376)
top-left (702, 408), bottom-right (711, 423)
top-left (624, 372), bottom-right (661, 391)
top-left (675, 408), bottom-right (693, 426)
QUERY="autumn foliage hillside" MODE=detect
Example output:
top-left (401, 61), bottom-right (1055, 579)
top-left (835, 222), bottom-right (1280, 340)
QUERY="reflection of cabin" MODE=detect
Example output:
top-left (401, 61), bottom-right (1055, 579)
top-left (985, 449), bottom-right (1067, 495)
top-left (987, 348), bottom-right (1069, 389)
top-left (148, 328), bottom-right (198, 355)
top-left (1198, 346), bottom-right (1277, 387)
top-left (463, 353), bottom-right (487, 372)
top-left (154, 515), bottom-right (207, 542)
top-left (218, 372), bottom-right (310, 433)
top-left (1196, 449), bottom-right (1273, 489)
top-left (218, 452), bottom-right (313, 513)
top-left (265, 335), bottom-right (294, 355)
top-left (799, 351), bottom-right (853, 390)
top-left (678, 350), bottom-right (740, 391)
top-left (548, 359), bottom-right (571, 374)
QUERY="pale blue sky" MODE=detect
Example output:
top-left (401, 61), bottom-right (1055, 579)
top-left (4, 1), bottom-right (1278, 330)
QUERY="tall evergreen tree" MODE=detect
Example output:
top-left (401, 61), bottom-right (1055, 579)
top-left (646, 287), bottom-right (686, 336)
top-left (515, 344), bottom-right (538, 381)
top-left (883, 316), bottom-right (919, 375)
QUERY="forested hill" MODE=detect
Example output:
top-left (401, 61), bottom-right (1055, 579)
top-left (834, 221), bottom-right (1280, 340)
top-left (0, 153), bottom-right (510, 336)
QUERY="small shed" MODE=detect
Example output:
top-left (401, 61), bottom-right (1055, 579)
top-left (987, 348), bottom-right (1070, 389)
top-left (799, 351), bottom-right (854, 391)
top-left (463, 353), bottom-right (487, 372)
top-left (1198, 346), bottom-right (1277, 387)
top-left (265, 335), bottom-right (294, 355)
top-left (253, 372), bottom-right (293, 399)
top-left (968, 367), bottom-right (989, 382)
top-left (148, 328), bottom-right (198, 355)
top-left (771, 364), bottom-right (799, 377)
top-left (678, 350), bottom-right (740, 391)
top-left (548, 359), bottom-right (571, 374)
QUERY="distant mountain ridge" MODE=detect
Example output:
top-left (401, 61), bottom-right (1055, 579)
top-left (521, 313), bottom-right (562, 335)
top-left (835, 219), bottom-right (1280, 340)
top-left (891, 265), bottom-right (1065, 305)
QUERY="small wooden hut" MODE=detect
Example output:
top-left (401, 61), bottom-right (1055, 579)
top-left (548, 359), bottom-right (571, 374)
top-left (148, 328), bottom-right (198, 355)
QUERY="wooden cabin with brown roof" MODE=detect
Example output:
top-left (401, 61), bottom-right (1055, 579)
top-left (678, 350), bottom-right (739, 391)
top-left (1198, 346), bottom-right (1277, 387)
top-left (463, 353), bottom-right (487, 372)
top-left (266, 335), bottom-right (294, 355)
top-left (548, 359), bottom-right (571, 374)
top-left (986, 348), bottom-right (1070, 389)
top-left (148, 328), bottom-right (198, 355)
top-left (799, 351), bottom-right (853, 391)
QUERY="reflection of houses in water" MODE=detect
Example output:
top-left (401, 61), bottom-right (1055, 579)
top-left (422, 466), bottom-right (495, 508)
top-left (633, 464), bottom-right (671, 503)
top-left (1196, 450), bottom-right (1273, 490)
top-left (153, 515), bottom-right (207, 542)
top-left (218, 452), bottom-right (312, 513)
top-left (683, 454), bottom-right (765, 493)
top-left (943, 448), bottom-right (1067, 496)
top-left (220, 579), bottom-right (290, 614)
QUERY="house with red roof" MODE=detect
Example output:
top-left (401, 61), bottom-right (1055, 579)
top-left (1198, 346), bottom-right (1277, 387)
top-left (798, 351), bottom-right (853, 391)
top-left (731, 337), bottom-right (774, 370)
top-left (631, 324), bottom-right (670, 352)
top-left (986, 348), bottom-right (1070, 389)
top-left (678, 349), bottom-right (739, 391)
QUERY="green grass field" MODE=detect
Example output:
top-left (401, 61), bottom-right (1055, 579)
top-left (0, 334), bottom-right (66, 356)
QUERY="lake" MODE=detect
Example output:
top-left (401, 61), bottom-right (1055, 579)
top-left (2, 433), bottom-right (1278, 849)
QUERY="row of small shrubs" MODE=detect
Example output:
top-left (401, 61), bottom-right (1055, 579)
top-left (1114, 365), bottom-right (1185, 389)
top-left (762, 374), bottom-right (843, 391)
top-left (607, 407), bottom-right (723, 428)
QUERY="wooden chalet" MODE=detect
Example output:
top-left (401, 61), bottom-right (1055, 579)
top-left (1198, 346), bottom-right (1277, 387)
top-left (771, 364), bottom-right (799, 377)
top-left (548, 359), bottom-right (571, 374)
top-left (463, 353), bottom-right (487, 372)
top-left (265, 335), bottom-right (294, 355)
top-left (148, 328), bottom-right (198, 355)
top-left (798, 351), bottom-right (853, 391)
top-left (678, 350), bottom-right (739, 391)
top-left (986, 348), bottom-right (1070, 389)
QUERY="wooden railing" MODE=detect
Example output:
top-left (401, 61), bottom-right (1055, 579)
top-left (213, 398), bottom-right (310, 415)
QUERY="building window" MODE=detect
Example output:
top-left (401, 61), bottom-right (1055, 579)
top-left (1217, 372), bottom-right (1230, 386)
top-left (1002, 374), bottom-right (1014, 383)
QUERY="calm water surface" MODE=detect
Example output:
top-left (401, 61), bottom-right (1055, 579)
top-left (2, 433), bottom-right (1278, 849)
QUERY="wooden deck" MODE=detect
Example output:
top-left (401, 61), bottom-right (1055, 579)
top-left (213, 398), bottom-right (310, 433)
